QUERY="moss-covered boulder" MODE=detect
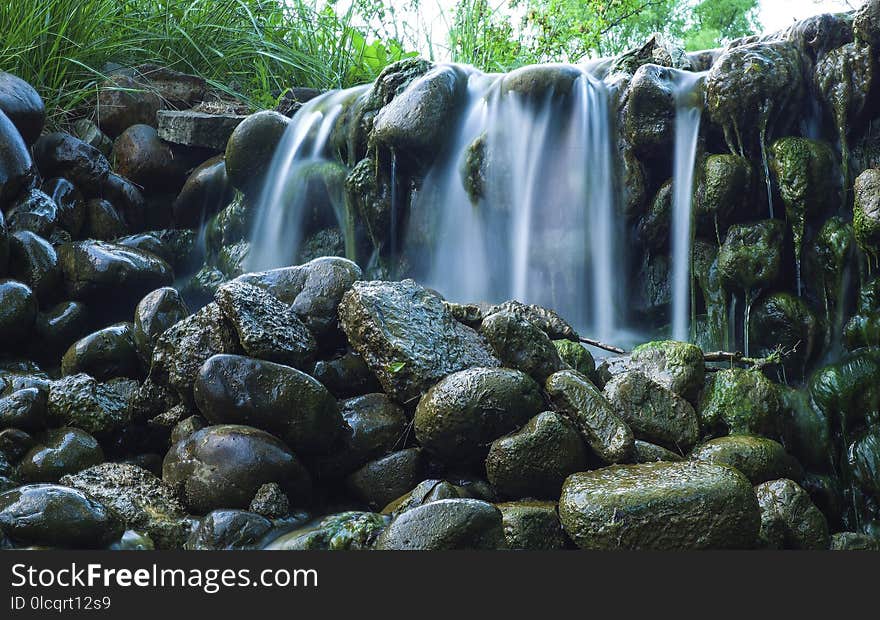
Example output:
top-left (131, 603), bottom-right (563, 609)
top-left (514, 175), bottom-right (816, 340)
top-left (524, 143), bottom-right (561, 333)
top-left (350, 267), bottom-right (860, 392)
top-left (690, 435), bottom-right (801, 484)
top-left (500, 64), bottom-right (582, 98)
top-left (552, 339), bottom-right (595, 378)
top-left (847, 431), bottom-right (880, 498)
top-left (699, 368), bottom-right (781, 436)
top-left (61, 463), bottom-right (189, 549)
top-left (339, 279), bottom-right (499, 402)
top-left (485, 411), bottom-right (588, 499)
top-left (717, 220), bottom-right (784, 293)
top-left (621, 64), bottom-right (675, 158)
top-left (480, 310), bottom-right (566, 382)
top-left (194, 354), bottom-right (342, 455)
top-left (779, 387), bottom-right (831, 471)
top-left (695, 154), bottom-right (754, 229)
top-left (162, 424), bottom-right (311, 514)
top-left (265, 512), bottom-right (388, 550)
top-left (374, 498), bottom-right (506, 550)
top-left (545, 369), bottom-right (634, 464)
top-left (0, 483), bottom-right (122, 548)
top-left (414, 367), bottom-right (543, 464)
top-left (603, 370), bottom-right (699, 452)
top-left (633, 439), bottom-right (684, 463)
top-left (630, 340), bottom-right (705, 403)
top-left (844, 312), bottom-right (880, 349)
top-left (61, 322), bottom-right (140, 381)
top-left (748, 293), bottom-right (819, 377)
top-left (809, 350), bottom-right (880, 428)
top-left (559, 461), bottom-right (760, 550)
top-left (496, 500), bottom-right (570, 550)
top-left (755, 478), bottom-right (830, 549)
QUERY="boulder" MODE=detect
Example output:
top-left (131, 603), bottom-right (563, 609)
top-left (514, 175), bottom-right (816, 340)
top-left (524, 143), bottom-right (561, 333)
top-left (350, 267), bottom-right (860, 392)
top-left (545, 370), bottom-right (634, 464)
top-left (111, 124), bottom-right (191, 193)
top-left (755, 478), bottom-right (830, 550)
top-left (133, 287), bottom-right (190, 364)
top-left (172, 155), bottom-right (235, 227)
top-left (96, 74), bottom-right (162, 138)
top-left (162, 424), bottom-right (311, 514)
top-left (83, 199), bottom-right (127, 240)
top-left (0, 73), bottom-right (45, 145)
top-left (0, 109), bottom-right (34, 205)
top-left (19, 427), bottom-right (103, 482)
top-left (854, 169), bottom-right (880, 262)
top-left (188, 509), bottom-right (272, 550)
top-left (496, 501), bottom-right (570, 550)
top-left (629, 340), bottom-right (705, 403)
top-left (0, 387), bottom-right (47, 431)
top-left (691, 435), bottom-right (801, 484)
top-left (312, 352), bottom-right (382, 398)
top-left (480, 310), bottom-right (566, 382)
top-left (338, 279), bottom-right (499, 402)
top-left (61, 323), bottom-right (140, 380)
top-left (32, 132), bottom-right (110, 195)
top-left (346, 448), bottom-right (424, 509)
top-left (699, 368), bottom-right (781, 436)
top-left (559, 461), bottom-right (760, 549)
top-left (31, 301), bottom-right (90, 362)
top-left (224, 110), bottom-right (289, 195)
top-left (248, 482), bottom-right (289, 519)
top-left (265, 512), bottom-right (388, 550)
top-left (414, 367), bottom-right (543, 463)
top-left (374, 499), bottom-right (506, 550)
top-left (158, 110), bottom-right (246, 151)
top-left (7, 231), bottom-right (61, 305)
top-left (6, 189), bottom-right (57, 238)
top-left (0, 279), bottom-right (37, 348)
top-left (47, 374), bottom-right (134, 436)
top-left (717, 220), bottom-right (784, 293)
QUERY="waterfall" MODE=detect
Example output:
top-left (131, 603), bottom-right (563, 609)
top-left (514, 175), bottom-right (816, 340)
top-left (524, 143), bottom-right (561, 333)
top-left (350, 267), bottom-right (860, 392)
top-left (670, 70), bottom-right (706, 343)
top-left (409, 65), bottom-right (620, 340)
top-left (247, 85), bottom-right (368, 271)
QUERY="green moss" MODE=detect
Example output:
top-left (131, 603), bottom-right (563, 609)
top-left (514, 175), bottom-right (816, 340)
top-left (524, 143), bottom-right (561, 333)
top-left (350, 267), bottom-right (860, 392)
top-left (844, 313), bottom-right (880, 350)
top-left (809, 348), bottom-right (880, 427)
top-left (699, 368), bottom-right (781, 436)
top-left (630, 340), bottom-right (705, 401)
top-left (266, 512), bottom-right (389, 550)
top-left (552, 339), bottom-right (595, 378)
top-left (854, 169), bottom-right (880, 268)
top-left (462, 133), bottom-right (487, 205)
top-left (717, 220), bottom-right (783, 293)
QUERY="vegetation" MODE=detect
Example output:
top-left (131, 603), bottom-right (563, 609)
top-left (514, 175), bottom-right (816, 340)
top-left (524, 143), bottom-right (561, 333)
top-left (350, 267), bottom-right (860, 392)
top-left (0, 0), bottom-right (762, 127)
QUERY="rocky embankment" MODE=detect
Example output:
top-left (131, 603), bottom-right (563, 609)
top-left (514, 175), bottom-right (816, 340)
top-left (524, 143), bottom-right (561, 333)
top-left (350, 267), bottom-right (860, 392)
top-left (1, 4), bottom-right (880, 550)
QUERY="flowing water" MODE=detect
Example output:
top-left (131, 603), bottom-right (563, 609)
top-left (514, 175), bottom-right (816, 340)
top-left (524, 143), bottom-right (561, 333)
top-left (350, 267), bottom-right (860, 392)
top-left (670, 70), bottom-right (707, 342)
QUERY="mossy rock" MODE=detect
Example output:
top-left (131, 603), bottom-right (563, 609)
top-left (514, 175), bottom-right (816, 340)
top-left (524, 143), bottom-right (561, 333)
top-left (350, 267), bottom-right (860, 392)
top-left (224, 110), bottom-right (289, 196)
top-left (496, 500), bottom-right (570, 550)
top-left (844, 312), bottom-right (880, 350)
top-left (480, 310), bottom-right (566, 382)
top-left (699, 368), bottom-right (781, 436)
top-left (265, 512), bottom-right (389, 550)
top-left (755, 478), bottom-right (830, 550)
top-left (552, 339), bottom-right (595, 378)
top-left (716, 220), bottom-right (783, 293)
top-left (695, 153), bottom-right (754, 225)
top-left (854, 169), bottom-right (880, 264)
top-left (630, 340), bottom-right (705, 403)
top-left (374, 498), bottom-right (506, 550)
top-left (690, 435), bottom-right (801, 484)
top-left (748, 293), bottom-right (819, 378)
top-left (779, 387), bottom-right (831, 471)
top-left (809, 349), bottom-right (880, 428)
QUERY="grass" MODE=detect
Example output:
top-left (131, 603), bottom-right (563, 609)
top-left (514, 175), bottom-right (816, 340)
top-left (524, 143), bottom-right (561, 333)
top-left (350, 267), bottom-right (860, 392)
top-left (0, 0), bottom-right (415, 129)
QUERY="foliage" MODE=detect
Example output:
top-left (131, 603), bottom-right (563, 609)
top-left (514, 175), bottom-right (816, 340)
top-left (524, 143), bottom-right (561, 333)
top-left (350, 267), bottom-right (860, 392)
top-left (0, 0), bottom-right (415, 128)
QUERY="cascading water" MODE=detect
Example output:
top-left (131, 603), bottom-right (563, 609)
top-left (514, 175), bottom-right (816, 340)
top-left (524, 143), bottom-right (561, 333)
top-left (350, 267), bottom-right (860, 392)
top-left (670, 70), bottom-right (707, 343)
top-left (408, 65), bottom-right (622, 341)
top-left (247, 85), bottom-right (368, 271)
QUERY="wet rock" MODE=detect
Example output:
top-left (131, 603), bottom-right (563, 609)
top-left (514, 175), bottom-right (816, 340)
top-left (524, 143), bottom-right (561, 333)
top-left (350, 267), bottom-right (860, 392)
top-left (847, 431), bottom-right (880, 498)
top-left (6, 188), bottom-right (57, 237)
top-left (633, 439), bottom-right (684, 463)
top-left (265, 512), bottom-right (388, 550)
top-left (500, 64), bottom-right (582, 98)
top-left (237, 256), bottom-right (363, 338)
top-left (339, 279), bottom-right (499, 402)
top-left (374, 498), bottom-right (505, 550)
top-left (0, 279), bottom-right (37, 348)
top-left (224, 110), bottom-right (289, 195)
top-left (485, 411), bottom-right (588, 499)
top-left (312, 352), bottom-right (382, 398)
top-left (0, 109), bottom-right (34, 205)
top-left (480, 310), bottom-right (566, 382)
top-left (112, 124), bottom-right (190, 194)
top-left (172, 155), bottom-right (235, 227)
top-left (204, 193), bottom-right (251, 254)
top-left (691, 435), bottom-right (801, 484)
top-left (830, 532), bottom-right (880, 551)
top-left (755, 478), bottom-right (830, 550)
top-left (194, 354), bottom-right (342, 454)
top-left (319, 393), bottom-right (407, 477)
top-left (854, 0), bottom-right (880, 47)
top-left (414, 367), bottom-right (543, 463)
top-left (706, 41), bottom-right (804, 152)
top-left (854, 169), bottom-right (880, 262)
top-left (603, 370), bottom-right (699, 452)
top-left (188, 509), bottom-right (272, 550)
top-left (0, 428), bottom-right (35, 462)
top-left (809, 350), bottom-right (880, 428)
top-left (769, 137), bottom-right (837, 269)
top-left (62, 462), bottom-right (189, 549)
top-left (0, 387), bottom-right (46, 431)
top-left (552, 340), bottom-right (595, 378)
top-left (31, 301), bottom-right (89, 362)
top-left (621, 64), bottom-right (675, 158)
top-left (217, 241), bottom-right (249, 277)
top-left (695, 154), bottom-right (754, 226)
top-left (249, 482), bottom-right (289, 519)
top-left (0, 73), bottom-right (45, 145)
top-left (32, 132), bottom-right (110, 195)
top-left (497, 501), bottom-right (569, 550)
top-left (61, 323), bottom-right (140, 380)
top-left (83, 199), bottom-right (127, 240)
top-left (717, 220), bottom-right (784, 293)
top-left (546, 369), bottom-right (634, 464)
top-left (629, 340), bottom-right (704, 403)
top-left (133, 64), bottom-right (205, 108)
top-left (96, 74), bottom-right (162, 138)
top-left (102, 173), bottom-right (146, 231)
top-left (346, 448), bottom-right (424, 509)
top-left (19, 427), bottom-right (103, 483)
top-left (559, 461), bottom-right (760, 550)
top-left (215, 280), bottom-right (317, 369)
top-left (373, 65), bottom-right (464, 157)
top-left (8, 231), bottom-right (60, 305)
top-left (47, 374), bottom-right (134, 436)
top-left (42, 177), bottom-right (85, 237)
top-left (486, 300), bottom-right (579, 340)
top-left (749, 293), bottom-right (819, 377)
top-left (150, 302), bottom-right (241, 405)
top-left (163, 424), bottom-right (311, 514)
top-left (72, 119), bottom-right (113, 158)
top-left (133, 287), bottom-right (190, 364)
top-left (844, 312), bottom-right (880, 349)
top-left (169, 415), bottom-right (206, 446)
top-left (700, 368), bottom-right (781, 436)
top-left (58, 240), bottom-right (173, 304)
top-left (779, 387), bottom-right (831, 471)
top-left (0, 483), bottom-right (122, 548)
top-left (158, 110), bottom-right (246, 151)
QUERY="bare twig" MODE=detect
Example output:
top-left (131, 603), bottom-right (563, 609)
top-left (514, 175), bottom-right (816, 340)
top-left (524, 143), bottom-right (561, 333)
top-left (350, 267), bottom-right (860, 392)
top-left (704, 341), bottom-right (801, 370)
top-left (578, 337), bottom-right (627, 355)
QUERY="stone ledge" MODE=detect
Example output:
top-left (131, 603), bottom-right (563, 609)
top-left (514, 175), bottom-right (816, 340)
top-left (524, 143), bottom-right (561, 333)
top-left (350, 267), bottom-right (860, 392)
top-left (157, 110), bottom-right (247, 150)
